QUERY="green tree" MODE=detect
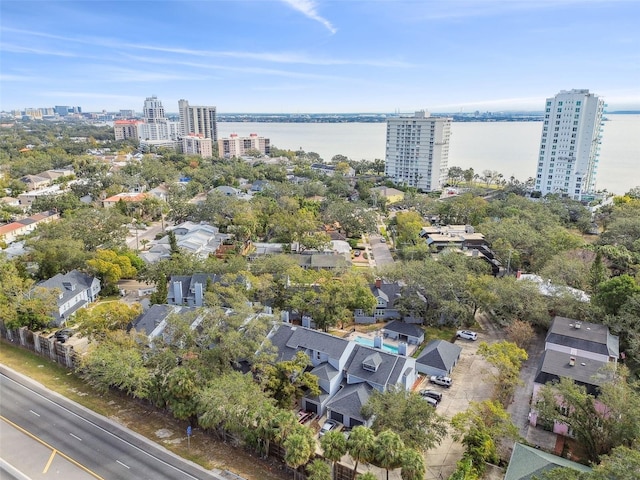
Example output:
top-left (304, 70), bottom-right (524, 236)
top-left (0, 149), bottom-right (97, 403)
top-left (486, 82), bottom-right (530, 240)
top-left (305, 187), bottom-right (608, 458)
top-left (347, 426), bottom-right (376, 480)
top-left (373, 430), bottom-right (404, 480)
top-left (361, 388), bottom-right (447, 452)
top-left (28, 237), bottom-right (87, 280)
top-left (306, 459), bottom-right (331, 480)
top-left (257, 351), bottom-right (321, 408)
top-left (399, 448), bottom-right (426, 480)
top-left (320, 430), bottom-right (347, 480)
top-left (283, 427), bottom-right (316, 479)
top-left (535, 367), bottom-right (640, 462)
top-left (75, 301), bottom-right (142, 341)
top-left (86, 249), bottom-right (138, 295)
top-left (477, 341), bottom-right (528, 406)
top-left (394, 211), bottom-right (424, 245)
top-left (588, 250), bottom-right (607, 294)
top-left (594, 274), bottom-right (640, 315)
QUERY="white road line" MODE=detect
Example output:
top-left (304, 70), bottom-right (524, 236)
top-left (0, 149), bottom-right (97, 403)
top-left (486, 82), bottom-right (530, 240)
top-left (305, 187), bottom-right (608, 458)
top-left (116, 460), bottom-right (130, 469)
top-left (29, 410), bottom-right (40, 417)
top-left (69, 433), bottom-right (82, 441)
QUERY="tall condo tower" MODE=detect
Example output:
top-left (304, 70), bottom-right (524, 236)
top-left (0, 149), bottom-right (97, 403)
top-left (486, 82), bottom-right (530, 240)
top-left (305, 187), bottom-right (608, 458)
top-left (534, 89), bottom-right (605, 200)
top-left (143, 96), bottom-right (166, 123)
top-left (178, 99), bottom-right (218, 141)
top-left (384, 110), bottom-right (452, 192)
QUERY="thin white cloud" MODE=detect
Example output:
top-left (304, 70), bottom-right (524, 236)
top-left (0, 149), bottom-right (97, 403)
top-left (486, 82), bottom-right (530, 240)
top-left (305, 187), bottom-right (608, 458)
top-left (0, 42), bottom-right (78, 57)
top-left (281, 0), bottom-right (337, 34)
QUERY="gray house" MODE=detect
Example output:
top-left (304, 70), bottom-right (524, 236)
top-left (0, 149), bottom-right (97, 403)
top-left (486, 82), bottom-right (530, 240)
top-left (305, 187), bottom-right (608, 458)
top-left (381, 320), bottom-right (424, 345)
top-left (167, 273), bottom-right (221, 307)
top-left (36, 270), bottom-right (101, 326)
top-left (415, 340), bottom-right (462, 377)
top-left (354, 279), bottom-right (423, 324)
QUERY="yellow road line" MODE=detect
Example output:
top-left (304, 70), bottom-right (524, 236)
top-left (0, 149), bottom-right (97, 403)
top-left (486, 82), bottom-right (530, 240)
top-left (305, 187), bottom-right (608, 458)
top-left (43, 450), bottom-right (56, 473)
top-left (1, 415), bottom-right (105, 479)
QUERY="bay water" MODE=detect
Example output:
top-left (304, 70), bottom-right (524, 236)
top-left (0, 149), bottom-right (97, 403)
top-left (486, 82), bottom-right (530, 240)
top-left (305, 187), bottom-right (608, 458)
top-left (219, 114), bottom-right (639, 196)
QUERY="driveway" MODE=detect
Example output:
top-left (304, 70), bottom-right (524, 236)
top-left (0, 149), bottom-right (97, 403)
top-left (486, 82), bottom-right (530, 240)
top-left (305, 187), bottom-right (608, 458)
top-left (369, 234), bottom-right (394, 267)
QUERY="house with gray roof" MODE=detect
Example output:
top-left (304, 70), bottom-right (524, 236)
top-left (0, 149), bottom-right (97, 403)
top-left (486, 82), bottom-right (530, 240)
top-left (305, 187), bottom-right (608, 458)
top-left (415, 340), bottom-right (462, 377)
top-left (167, 273), bottom-right (221, 307)
top-left (131, 304), bottom-right (199, 340)
top-left (504, 443), bottom-right (591, 480)
top-left (36, 270), bottom-right (100, 326)
top-left (381, 320), bottom-right (424, 345)
top-left (545, 316), bottom-right (619, 363)
top-left (265, 323), bottom-right (417, 427)
top-left (354, 279), bottom-right (423, 324)
top-left (534, 349), bottom-right (611, 396)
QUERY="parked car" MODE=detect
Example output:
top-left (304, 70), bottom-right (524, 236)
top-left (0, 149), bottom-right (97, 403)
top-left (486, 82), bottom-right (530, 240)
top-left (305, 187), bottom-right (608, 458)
top-left (423, 396), bottom-right (438, 407)
top-left (456, 330), bottom-right (478, 341)
top-left (429, 375), bottom-right (453, 388)
top-left (419, 389), bottom-right (443, 402)
top-left (319, 419), bottom-right (339, 436)
top-left (54, 329), bottom-right (73, 343)
top-left (380, 237), bottom-right (386, 243)
top-left (354, 250), bottom-right (361, 257)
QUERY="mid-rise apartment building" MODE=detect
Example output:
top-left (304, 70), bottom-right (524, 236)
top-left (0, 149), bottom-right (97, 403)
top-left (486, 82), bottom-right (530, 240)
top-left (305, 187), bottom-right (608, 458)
top-left (218, 133), bottom-right (270, 158)
top-left (384, 111), bottom-right (451, 192)
top-left (534, 89), bottom-right (605, 200)
top-left (113, 120), bottom-right (141, 141)
top-left (182, 134), bottom-right (213, 158)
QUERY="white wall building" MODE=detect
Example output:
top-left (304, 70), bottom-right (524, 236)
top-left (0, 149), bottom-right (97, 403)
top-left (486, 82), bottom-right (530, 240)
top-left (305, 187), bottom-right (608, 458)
top-left (218, 133), bottom-right (271, 158)
top-left (534, 89), bottom-right (605, 200)
top-left (384, 110), bottom-right (451, 192)
top-left (182, 135), bottom-right (213, 158)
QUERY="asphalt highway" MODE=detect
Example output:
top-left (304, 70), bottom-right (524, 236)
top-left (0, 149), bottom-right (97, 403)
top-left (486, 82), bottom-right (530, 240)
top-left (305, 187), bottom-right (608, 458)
top-left (0, 367), bottom-right (228, 480)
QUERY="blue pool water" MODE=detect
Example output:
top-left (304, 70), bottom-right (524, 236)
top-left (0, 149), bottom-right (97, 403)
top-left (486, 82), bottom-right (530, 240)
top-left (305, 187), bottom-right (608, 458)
top-left (354, 336), bottom-right (399, 354)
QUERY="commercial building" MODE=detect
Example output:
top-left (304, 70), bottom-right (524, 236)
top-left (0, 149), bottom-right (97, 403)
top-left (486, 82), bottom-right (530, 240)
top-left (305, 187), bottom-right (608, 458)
top-left (178, 100), bottom-right (217, 140)
top-left (384, 110), bottom-right (452, 192)
top-left (218, 133), bottom-right (270, 158)
top-left (534, 89), bottom-right (605, 200)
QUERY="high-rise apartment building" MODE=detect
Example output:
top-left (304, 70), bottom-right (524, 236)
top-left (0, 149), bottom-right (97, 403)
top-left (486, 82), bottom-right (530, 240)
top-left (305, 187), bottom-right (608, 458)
top-left (182, 134), bottom-right (213, 158)
top-left (534, 89), bottom-right (605, 200)
top-left (178, 99), bottom-right (217, 141)
top-left (384, 111), bottom-right (451, 192)
top-left (143, 96), bottom-right (166, 124)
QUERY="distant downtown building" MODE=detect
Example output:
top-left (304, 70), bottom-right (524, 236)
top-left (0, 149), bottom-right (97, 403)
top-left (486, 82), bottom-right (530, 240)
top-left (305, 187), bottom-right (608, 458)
top-left (138, 96), bottom-right (180, 144)
top-left (535, 89), bottom-right (605, 200)
top-left (178, 100), bottom-right (218, 141)
top-left (384, 110), bottom-right (452, 192)
top-left (218, 133), bottom-right (270, 158)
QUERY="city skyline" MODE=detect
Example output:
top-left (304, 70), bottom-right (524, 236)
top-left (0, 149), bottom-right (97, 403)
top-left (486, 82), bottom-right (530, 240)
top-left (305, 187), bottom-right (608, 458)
top-left (1, 1), bottom-right (639, 113)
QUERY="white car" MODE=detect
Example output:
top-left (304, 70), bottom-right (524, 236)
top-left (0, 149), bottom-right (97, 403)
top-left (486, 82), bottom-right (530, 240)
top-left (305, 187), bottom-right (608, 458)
top-left (423, 396), bottom-right (438, 407)
top-left (429, 375), bottom-right (453, 388)
top-left (319, 419), bottom-right (339, 436)
top-left (456, 330), bottom-right (478, 341)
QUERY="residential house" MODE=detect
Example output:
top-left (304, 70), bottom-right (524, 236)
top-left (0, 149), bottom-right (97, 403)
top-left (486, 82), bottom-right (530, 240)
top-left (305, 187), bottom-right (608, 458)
top-left (36, 270), bottom-right (101, 326)
top-left (415, 340), bottom-right (462, 377)
top-left (167, 273), bottom-right (221, 307)
top-left (131, 304), bottom-right (199, 341)
top-left (0, 211), bottom-right (59, 244)
top-left (369, 186), bottom-right (405, 204)
top-left (293, 252), bottom-right (350, 271)
top-left (20, 174), bottom-right (51, 191)
top-left (265, 323), bottom-right (417, 427)
top-left (504, 443), bottom-right (592, 480)
top-left (381, 320), bottom-right (424, 345)
top-left (310, 163), bottom-right (355, 177)
top-left (528, 316), bottom-right (619, 435)
top-left (102, 192), bottom-right (149, 208)
top-left (518, 273), bottom-right (590, 303)
top-left (354, 279), bottom-right (423, 324)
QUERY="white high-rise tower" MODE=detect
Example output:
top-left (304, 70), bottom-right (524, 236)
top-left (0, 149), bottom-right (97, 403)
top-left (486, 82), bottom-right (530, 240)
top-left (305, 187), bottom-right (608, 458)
top-left (534, 89), bottom-right (605, 200)
top-left (178, 99), bottom-right (217, 141)
top-left (384, 110), bottom-right (452, 192)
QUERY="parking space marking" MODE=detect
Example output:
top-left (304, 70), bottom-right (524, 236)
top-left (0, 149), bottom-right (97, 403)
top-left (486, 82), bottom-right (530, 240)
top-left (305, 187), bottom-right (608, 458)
top-left (0, 415), bottom-right (104, 479)
top-left (116, 460), bottom-right (130, 469)
top-left (29, 409), bottom-right (40, 417)
top-left (43, 450), bottom-right (57, 473)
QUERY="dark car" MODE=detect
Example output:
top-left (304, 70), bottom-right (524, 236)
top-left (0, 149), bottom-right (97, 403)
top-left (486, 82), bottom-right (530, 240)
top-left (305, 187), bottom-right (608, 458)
top-left (419, 389), bottom-right (443, 402)
top-left (54, 329), bottom-right (73, 343)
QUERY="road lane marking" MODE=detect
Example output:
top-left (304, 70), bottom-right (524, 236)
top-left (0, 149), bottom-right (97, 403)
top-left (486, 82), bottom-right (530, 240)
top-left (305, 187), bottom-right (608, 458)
top-left (116, 460), bottom-right (130, 469)
top-left (2, 374), bottom-right (204, 480)
top-left (70, 432), bottom-right (82, 441)
top-left (0, 415), bottom-right (104, 480)
top-left (43, 450), bottom-right (56, 473)
top-left (29, 409), bottom-right (41, 417)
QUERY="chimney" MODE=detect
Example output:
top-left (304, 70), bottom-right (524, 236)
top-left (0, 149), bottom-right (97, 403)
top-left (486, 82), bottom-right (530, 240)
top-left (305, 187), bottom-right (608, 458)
top-left (375, 278), bottom-right (382, 289)
top-left (569, 356), bottom-right (576, 367)
top-left (374, 335), bottom-right (383, 349)
top-left (398, 342), bottom-right (407, 356)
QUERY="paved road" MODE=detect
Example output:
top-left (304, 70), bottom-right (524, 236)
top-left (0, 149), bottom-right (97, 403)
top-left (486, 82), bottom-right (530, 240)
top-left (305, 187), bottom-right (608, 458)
top-left (369, 234), bottom-right (394, 267)
top-left (0, 368), bottom-right (227, 480)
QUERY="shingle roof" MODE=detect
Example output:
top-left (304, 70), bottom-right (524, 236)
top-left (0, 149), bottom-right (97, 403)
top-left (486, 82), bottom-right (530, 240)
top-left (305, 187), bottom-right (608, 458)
top-left (383, 320), bottom-right (423, 338)
top-left (547, 316), bottom-right (619, 358)
top-left (534, 350), bottom-right (612, 395)
top-left (415, 340), bottom-right (462, 371)
top-left (36, 270), bottom-right (98, 321)
top-left (504, 443), bottom-right (592, 480)
top-left (325, 383), bottom-right (372, 423)
top-left (344, 344), bottom-right (409, 388)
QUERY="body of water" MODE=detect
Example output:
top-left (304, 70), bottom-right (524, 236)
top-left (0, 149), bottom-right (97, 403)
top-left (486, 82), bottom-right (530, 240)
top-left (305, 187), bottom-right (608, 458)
top-left (354, 336), bottom-right (399, 354)
top-left (219, 114), bottom-right (639, 195)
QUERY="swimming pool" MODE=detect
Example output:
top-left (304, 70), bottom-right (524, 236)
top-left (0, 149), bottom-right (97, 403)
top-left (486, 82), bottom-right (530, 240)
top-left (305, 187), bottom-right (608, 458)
top-left (354, 336), bottom-right (399, 354)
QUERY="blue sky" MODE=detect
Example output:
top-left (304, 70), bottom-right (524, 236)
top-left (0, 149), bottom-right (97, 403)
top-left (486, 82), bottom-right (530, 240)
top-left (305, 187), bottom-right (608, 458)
top-left (1, 0), bottom-right (639, 113)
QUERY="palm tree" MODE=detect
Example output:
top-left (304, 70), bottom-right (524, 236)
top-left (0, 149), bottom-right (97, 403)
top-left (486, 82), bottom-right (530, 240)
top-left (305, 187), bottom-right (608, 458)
top-left (400, 448), bottom-right (426, 480)
top-left (357, 473), bottom-right (377, 480)
top-left (306, 459), bottom-right (332, 480)
top-left (373, 430), bottom-right (404, 480)
top-left (346, 426), bottom-right (375, 480)
top-left (283, 430), bottom-right (314, 479)
top-left (320, 430), bottom-right (347, 479)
